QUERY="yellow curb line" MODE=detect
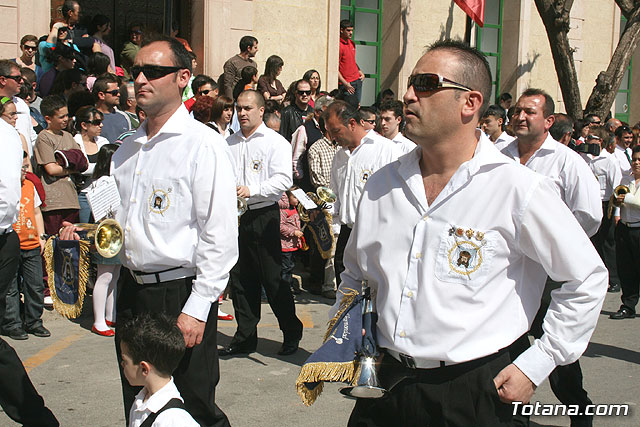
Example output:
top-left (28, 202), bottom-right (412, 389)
top-left (22, 332), bottom-right (85, 373)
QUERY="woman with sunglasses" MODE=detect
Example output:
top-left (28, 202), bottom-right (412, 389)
top-left (72, 106), bottom-right (108, 223)
top-left (302, 69), bottom-right (322, 108)
top-left (258, 55), bottom-right (286, 103)
top-left (1, 97), bottom-right (31, 169)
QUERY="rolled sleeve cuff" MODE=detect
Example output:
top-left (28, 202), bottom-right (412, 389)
top-left (512, 342), bottom-right (557, 386)
top-left (248, 184), bottom-right (260, 198)
top-left (181, 292), bottom-right (212, 322)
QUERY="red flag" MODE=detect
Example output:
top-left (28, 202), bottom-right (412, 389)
top-left (454, 0), bottom-right (485, 27)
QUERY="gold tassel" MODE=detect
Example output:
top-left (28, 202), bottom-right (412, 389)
top-left (323, 287), bottom-right (360, 343)
top-left (44, 237), bottom-right (90, 319)
top-left (307, 210), bottom-right (336, 260)
top-left (295, 361), bottom-right (357, 406)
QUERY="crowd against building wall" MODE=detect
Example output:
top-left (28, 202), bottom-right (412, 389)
top-left (0, 0), bottom-right (640, 425)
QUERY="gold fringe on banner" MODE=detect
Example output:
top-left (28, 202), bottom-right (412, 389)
top-left (308, 210), bottom-right (336, 260)
top-left (295, 360), bottom-right (358, 406)
top-left (44, 237), bottom-right (90, 319)
top-left (323, 287), bottom-right (359, 343)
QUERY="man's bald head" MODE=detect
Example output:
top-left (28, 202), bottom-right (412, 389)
top-left (605, 118), bottom-right (621, 133)
top-left (237, 90), bottom-right (265, 109)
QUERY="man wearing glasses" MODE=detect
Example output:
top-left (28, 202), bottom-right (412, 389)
top-left (0, 60), bottom-right (34, 155)
top-left (92, 74), bottom-right (131, 143)
top-left (279, 79), bottom-right (313, 142)
top-left (334, 40), bottom-right (606, 425)
top-left (14, 35), bottom-right (38, 71)
top-left (62, 36), bottom-right (237, 426)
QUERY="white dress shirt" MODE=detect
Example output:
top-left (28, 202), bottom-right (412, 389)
top-left (14, 96), bottom-right (35, 154)
top-left (493, 131), bottom-right (515, 151)
top-left (128, 378), bottom-right (199, 427)
top-left (501, 134), bottom-right (602, 236)
top-left (226, 122), bottom-right (292, 209)
top-left (334, 133), bottom-right (607, 387)
top-left (112, 105), bottom-right (238, 322)
top-left (330, 130), bottom-right (398, 227)
top-left (587, 149), bottom-right (622, 201)
top-left (613, 144), bottom-right (632, 178)
top-left (391, 132), bottom-right (416, 155)
top-left (620, 176), bottom-right (640, 226)
top-left (0, 120), bottom-right (22, 231)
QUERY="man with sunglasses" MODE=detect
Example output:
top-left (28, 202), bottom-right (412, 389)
top-left (92, 74), bottom-right (131, 143)
top-left (183, 74), bottom-right (218, 112)
top-left (0, 60), bottom-right (34, 155)
top-left (62, 36), bottom-right (237, 426)
top-left (279, 79), bottom-right (313, 142)
top-left (333, 40), bottom-right (606, 425)
top-left (14, 35), bottom-right (38, 71)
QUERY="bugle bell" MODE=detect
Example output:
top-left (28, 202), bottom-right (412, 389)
top-left (237, 196), bottom-right (248, 217)
top-left (297, 186), bottom-right (337, 222)
top-left (608, 185), bottom-right (631, 219)
top-left (339, 281), bottom-right (388, 399)
top-left (73, 218), bottom-right (123, 258)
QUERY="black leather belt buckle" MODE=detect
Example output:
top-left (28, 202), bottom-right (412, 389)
top-left (399, 353), bottom-right (416, 369)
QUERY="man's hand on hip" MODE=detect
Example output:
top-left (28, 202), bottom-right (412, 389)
top-left (177, 313), bottom-right (206, 348)
top-left (493, 363), bottom-right (536, 403)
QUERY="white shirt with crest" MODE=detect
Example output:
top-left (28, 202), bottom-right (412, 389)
top-left (330, 130), bottom-right (399, 227)
top-left (500, 133), bottom-right (602, 237)
top-left (333, 133), bottom-right (607, 387)
top-left (112, 105), bottom-right (238, 322)
top-left (226, 122), bottom-right (292, 209)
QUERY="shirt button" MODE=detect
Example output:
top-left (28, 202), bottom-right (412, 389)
top-left (136, 170), bottom-right (141, 176)
top-left (422, 215), bottom-right (429, 221)
top-left (130, 198), bottom-right (136, 203)
top-left (399, 331), bottom-right (406, 337)
top-left (407, 291), bottom-right (414, 298)
top-left (126, 226), bottom-right (131, 232)
top-left (415, 252), bottom-right (422, 259)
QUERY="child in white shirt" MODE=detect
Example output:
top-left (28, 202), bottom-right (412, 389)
top-left (119, 313), bottom-right (200, 427)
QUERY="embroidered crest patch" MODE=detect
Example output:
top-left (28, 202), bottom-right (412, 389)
top-left (251, 159), bottom-right (263, 173)
top-left (148, 186), bottom-right (172, 215)
top-left (435, 225), bottom-right (493, 285)
top-left (359, 168), bottom-right (373, 183)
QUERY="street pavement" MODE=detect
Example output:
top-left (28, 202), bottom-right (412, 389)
top-left (0, 289), bottom-right (638, 426)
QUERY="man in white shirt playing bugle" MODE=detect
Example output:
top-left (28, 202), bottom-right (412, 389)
top-left (334, 40), bottom-right (607, 426)
top-left (61, 36), bottom-right (238, 427)
top-left (221, 90), bottom-right (303, 357)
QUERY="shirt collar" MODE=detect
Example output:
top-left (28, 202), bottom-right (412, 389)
top-left (505, 132), bottom-right (557, 160)
top-left (133, 104), bottom-right (190, 145)
top-left (238, 122), bottom-right (268, 141)
top-left (133, 378), bottom-right (182, 413)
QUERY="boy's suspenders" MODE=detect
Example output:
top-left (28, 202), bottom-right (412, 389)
top-left (139, 398), bottom-right (186, 427)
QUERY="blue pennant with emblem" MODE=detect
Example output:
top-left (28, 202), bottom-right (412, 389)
top-left (307, 210), bottom-right (335, 259)
top-left (43, 237), bottom-right (90, 319)
top-left (296, 288), bottom-right (363, 405)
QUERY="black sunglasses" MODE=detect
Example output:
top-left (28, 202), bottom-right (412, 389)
top-left (198, 89), bottom-right (212, 95)
top-left (103, 89), bottom-right (120, 96)
top-left (87, 119), bottom-right (102, 126)
top-left (2, 75), bottom-right (22, 83)
top-left (131, 65), bottom-right (182, 80)
top-left (407, 73), bottom-right (472, 93)
top-left (297, 90), bottom-right (312, 96)
top-left (23, 45), bottom-right (37, 51)
top-left (362, 119), bottom-right (376, 124)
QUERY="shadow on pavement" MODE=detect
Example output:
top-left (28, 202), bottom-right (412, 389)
top-left (217, 331), bottom-right (313, 366)
top-left (583, 341), bottom-right (640, 364)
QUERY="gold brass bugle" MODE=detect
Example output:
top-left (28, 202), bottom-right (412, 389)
top-left (73, 218), bottom-right (123, 258)
top-left (297, 186), bottom-right (337, 222)
top-left (608, 185), bottom-right (630, 219)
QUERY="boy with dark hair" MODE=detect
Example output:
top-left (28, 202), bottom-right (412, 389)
top-left (120, 313), bottom-right (198, 427)
top-left (480, 104), bottom-right (514, 149)
top-left (34, 95), bottom-right (81, 235)
top-left (379, 99), bottom-right (414, 154)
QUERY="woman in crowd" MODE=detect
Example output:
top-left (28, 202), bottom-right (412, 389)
top-left (1, 97), bottom-right (31, 165)
top-left (73, 106), bottom-right (108, 223)
top-left (86, 52), bottom-right (111, 92)
top-left (88, 144), bottom-right (121, 336)
top-left (192, 95), bottom-right (215, 125)
top-left (208, 95), bottom-right (235, 138)
top-left (38, 43), bottom-right (76, 98)
top-left (302, 69), bottom-right (322, 108)
top-left (89, 15), bottom-right (115, 74)
top-left (232, 66), bottom-right (258, 101)
top-left (258, 55), bottom-right (286, 103)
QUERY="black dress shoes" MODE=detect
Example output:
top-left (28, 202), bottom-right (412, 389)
top-left (608, 283), bottom-right (621, 293)
top-left (7, 328), bottom-right (28, 340)
top-left (26, 325), bottom-right (51, 337)
top-left (218, 344), bottom-right (255, 357)
top-left (277, 341), bottom-right (299, 356)
top-left (610, 308), bottom-right (635, 319)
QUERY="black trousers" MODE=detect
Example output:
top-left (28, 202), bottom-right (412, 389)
top-left (590, 201), bottom-right (619, 286)
top-left (615, 223), bottom-right (640, 313)
top-left (115, 269), bottom-right (229, 427)
top-left (0, 232), bottom-right (58, 426)
top-left (334, 225), bottom-right (352, 287)
top-left (519, 278), bottom-right (593, 427)
top-left (230, 204), bottom-right (302, 348)
top-left (348, 349), bottom-right (514, 427)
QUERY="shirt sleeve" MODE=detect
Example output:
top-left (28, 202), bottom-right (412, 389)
top-left (222, 60), bottom-right (236, 98)
top-left (182, 141), bottom-right (239, 321)
top-left (0, 128), bottom-right (22, 228)
top-left (34, 133), bottom-right (57, 165)
top-left (512, 178), bottom-right (608, 386)
top-left (308, 145), bottom-right (322, 189)
top-left (291, 126), bottom-right (307, 179)
top-left (561, 155), bottom-right (603, 237)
